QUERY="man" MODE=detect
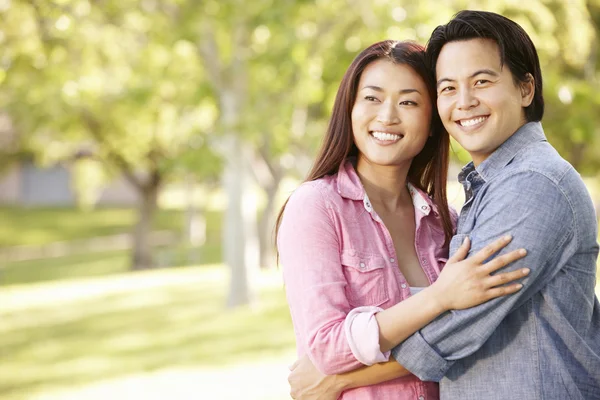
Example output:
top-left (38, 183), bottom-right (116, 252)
top-left (288, 10), bottom-right (600, 400)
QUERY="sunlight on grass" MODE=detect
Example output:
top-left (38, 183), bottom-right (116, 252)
top-left (0, 265), bottom-right (295, 400)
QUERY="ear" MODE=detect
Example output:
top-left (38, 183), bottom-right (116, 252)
top-left (520, 73), bottom-right (535, 107)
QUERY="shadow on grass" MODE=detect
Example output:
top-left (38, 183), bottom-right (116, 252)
top-left (0, 268), bottom-right (294, 399)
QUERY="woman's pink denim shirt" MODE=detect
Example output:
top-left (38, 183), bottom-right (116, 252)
top-left (278, 160), bottom-right (454, 400)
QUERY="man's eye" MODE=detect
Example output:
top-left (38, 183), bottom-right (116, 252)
top-left (400, 101), bottom-right (417, 106)
top-left (475, 79), bottom-right (490, 85)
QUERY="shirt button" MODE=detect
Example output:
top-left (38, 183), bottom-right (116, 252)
top-left (359, 262), bottom-right (366, 269)
top-left (418, 396), bottom-right (425, 400)
top-left (401, 283), bottom-right (407, 289)
top-left (390, 258), bottom-right (395, 263)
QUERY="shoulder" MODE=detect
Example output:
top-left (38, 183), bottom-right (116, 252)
top-left (480, 169), bottom-right (574, 225)
top-left (510, 141), bottom-right (572, 183)
top-left (284, 176), bottom-right (344, 222)
top-left (287, 177), bottom-right (337, 208)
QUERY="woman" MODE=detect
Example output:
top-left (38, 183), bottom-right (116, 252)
top-left (276, 41), bottom-right (528, 399)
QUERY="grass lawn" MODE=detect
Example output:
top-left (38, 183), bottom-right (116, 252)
top-left (0, 207), bottom-right (222, 248)
top-left (0, 264), bottom-right (295, 400)
top-left (0, 242), bottom-right (223, 287)
top-left (0, 206), bottom-right (223, 286)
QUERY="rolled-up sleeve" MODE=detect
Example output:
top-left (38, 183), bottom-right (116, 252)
top-left (392, 170), bottom-right (575, 381)
top-left (278, 183), bottom-right (364, 375)
top-left (344, 306), bottom-right (390, 365)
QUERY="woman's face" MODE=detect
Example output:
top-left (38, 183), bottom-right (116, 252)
top-left (351, 59), bottom-right (432, 169)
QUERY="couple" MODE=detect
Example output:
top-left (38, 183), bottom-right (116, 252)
top-left (277, 10), bottom-right (600, 400)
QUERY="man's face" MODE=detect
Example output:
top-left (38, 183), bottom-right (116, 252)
top-left (435, 39), bottom-right (534, 166)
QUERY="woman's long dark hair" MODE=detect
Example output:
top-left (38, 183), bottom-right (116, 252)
top-left (275, 40), bottom-right (452, 250)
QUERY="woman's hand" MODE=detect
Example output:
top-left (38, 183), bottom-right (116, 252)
top-left (288, 355), bottom-right (344, 400)
top-left (432, 235), bottom-right (529, 311)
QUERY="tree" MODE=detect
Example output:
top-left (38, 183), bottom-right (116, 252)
top-left (1, 0), bottom-right (218, 269)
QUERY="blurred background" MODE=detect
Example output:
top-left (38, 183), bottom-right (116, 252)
top-left (0, 0), bottom-right (599, 399)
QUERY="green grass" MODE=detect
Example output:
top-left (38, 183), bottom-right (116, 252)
top-left (0, 243), bottom-right (223, 287)
top-left (0, 265), bottom-right (295, 400)
top-left (0, 250), bottom-right (131, 286)
top-left (0, 207), bottom-right (222, 248)
top-left (0, 207), bottom-right (224, 286)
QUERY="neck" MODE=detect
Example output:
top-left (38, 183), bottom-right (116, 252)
top-left (355, 156), bottom-right (412, 212)
top-left (472, 119), bottom-right (530, 167)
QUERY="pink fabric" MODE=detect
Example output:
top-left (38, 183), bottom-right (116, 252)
top-left (278, 160), bottom-right (455, 400)
top-left (344, 306), bottom-right (390, 365)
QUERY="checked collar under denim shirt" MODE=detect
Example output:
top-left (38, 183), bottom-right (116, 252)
top-left (392, 122), bottom-right (600, 400)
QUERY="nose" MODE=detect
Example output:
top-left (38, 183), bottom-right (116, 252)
top-left (456, 87), bottom-right (479, 110)
top-left (376, 101), bottom-right (400, 125)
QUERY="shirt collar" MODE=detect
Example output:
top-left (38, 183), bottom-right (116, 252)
top-left (473, 121), bottom-right (547, 182)
top-left (336, 159), bottom-right (435, 215)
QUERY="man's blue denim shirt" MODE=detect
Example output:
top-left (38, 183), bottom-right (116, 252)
top-left (392, 122), bottom-right (600, 399)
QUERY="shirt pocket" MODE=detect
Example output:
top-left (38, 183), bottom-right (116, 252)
top-left (340, 252), bottom-right (389, 308)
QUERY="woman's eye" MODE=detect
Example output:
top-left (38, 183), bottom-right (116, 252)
top-left (440, 86), bottom-right (454, 93)
top-left (365, 95), bottom-right (378, 101)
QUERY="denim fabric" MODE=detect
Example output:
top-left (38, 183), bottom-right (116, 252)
top-left (392, 122), bottom-right (600, 399)
top-left (279, 160), bottom-right (449, 399)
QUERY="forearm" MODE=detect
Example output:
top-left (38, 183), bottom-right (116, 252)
top-left (337, 357), bottom-right (412, 391)
top-left (375, 285), bottom-right (446, 353)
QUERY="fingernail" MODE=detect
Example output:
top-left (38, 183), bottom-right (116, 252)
top-left (516, 284), bottom-right (523, 289)
top-left (504, 235), bottom-right (512, 241)
top-left (519, 249), bottom-right (527, 255)
top-left (522, 268), bottom-right (530, 275)
top-left (463, 237), bottom-right (469, 244)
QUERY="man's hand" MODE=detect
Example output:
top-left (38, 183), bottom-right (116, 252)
top-left (288, 355), bottom-right (345, 400)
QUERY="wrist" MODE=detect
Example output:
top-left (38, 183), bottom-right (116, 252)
top-left (334, 373), bottom-right (353, 392)
top-left (424, 283), bottom-right (450, 313)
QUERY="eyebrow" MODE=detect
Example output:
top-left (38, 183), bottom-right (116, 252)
top-left (361, 85), bottom-right (421, 95)
top-left (436, 69), bottom-right (500, 88)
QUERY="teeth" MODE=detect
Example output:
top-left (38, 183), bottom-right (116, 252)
top-left (459, 116), bottom-right (488, 127)
top-left (372, 131), bottom-right (402, 141)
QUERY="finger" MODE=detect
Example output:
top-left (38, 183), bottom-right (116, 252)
top-left (484, 267), bottom-right (530, 288)
top-left (480, 249), bottom-right (527, 275)
top-left (485, 282), bottom-right (523, 300)
top-left (469, 235), bottom-right (513, 264)
top-left (289, 359), bottom-right (300, 371)
top-left (448, 236), bottom-right (470, 263)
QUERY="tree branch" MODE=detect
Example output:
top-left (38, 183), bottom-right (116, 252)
top-left (198, 20), bottom-right (223, 92)
top-left (79, 108), bottom-right (144, 190)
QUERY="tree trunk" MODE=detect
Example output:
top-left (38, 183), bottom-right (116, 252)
top-left (258, 177), bottom-right (281, 269)
top-left (131, 182), bottom-right (159, 270)
top-left (184, 176), bottom-right (206, 264)
top-left (222, 135), bottom-right (259, 307)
